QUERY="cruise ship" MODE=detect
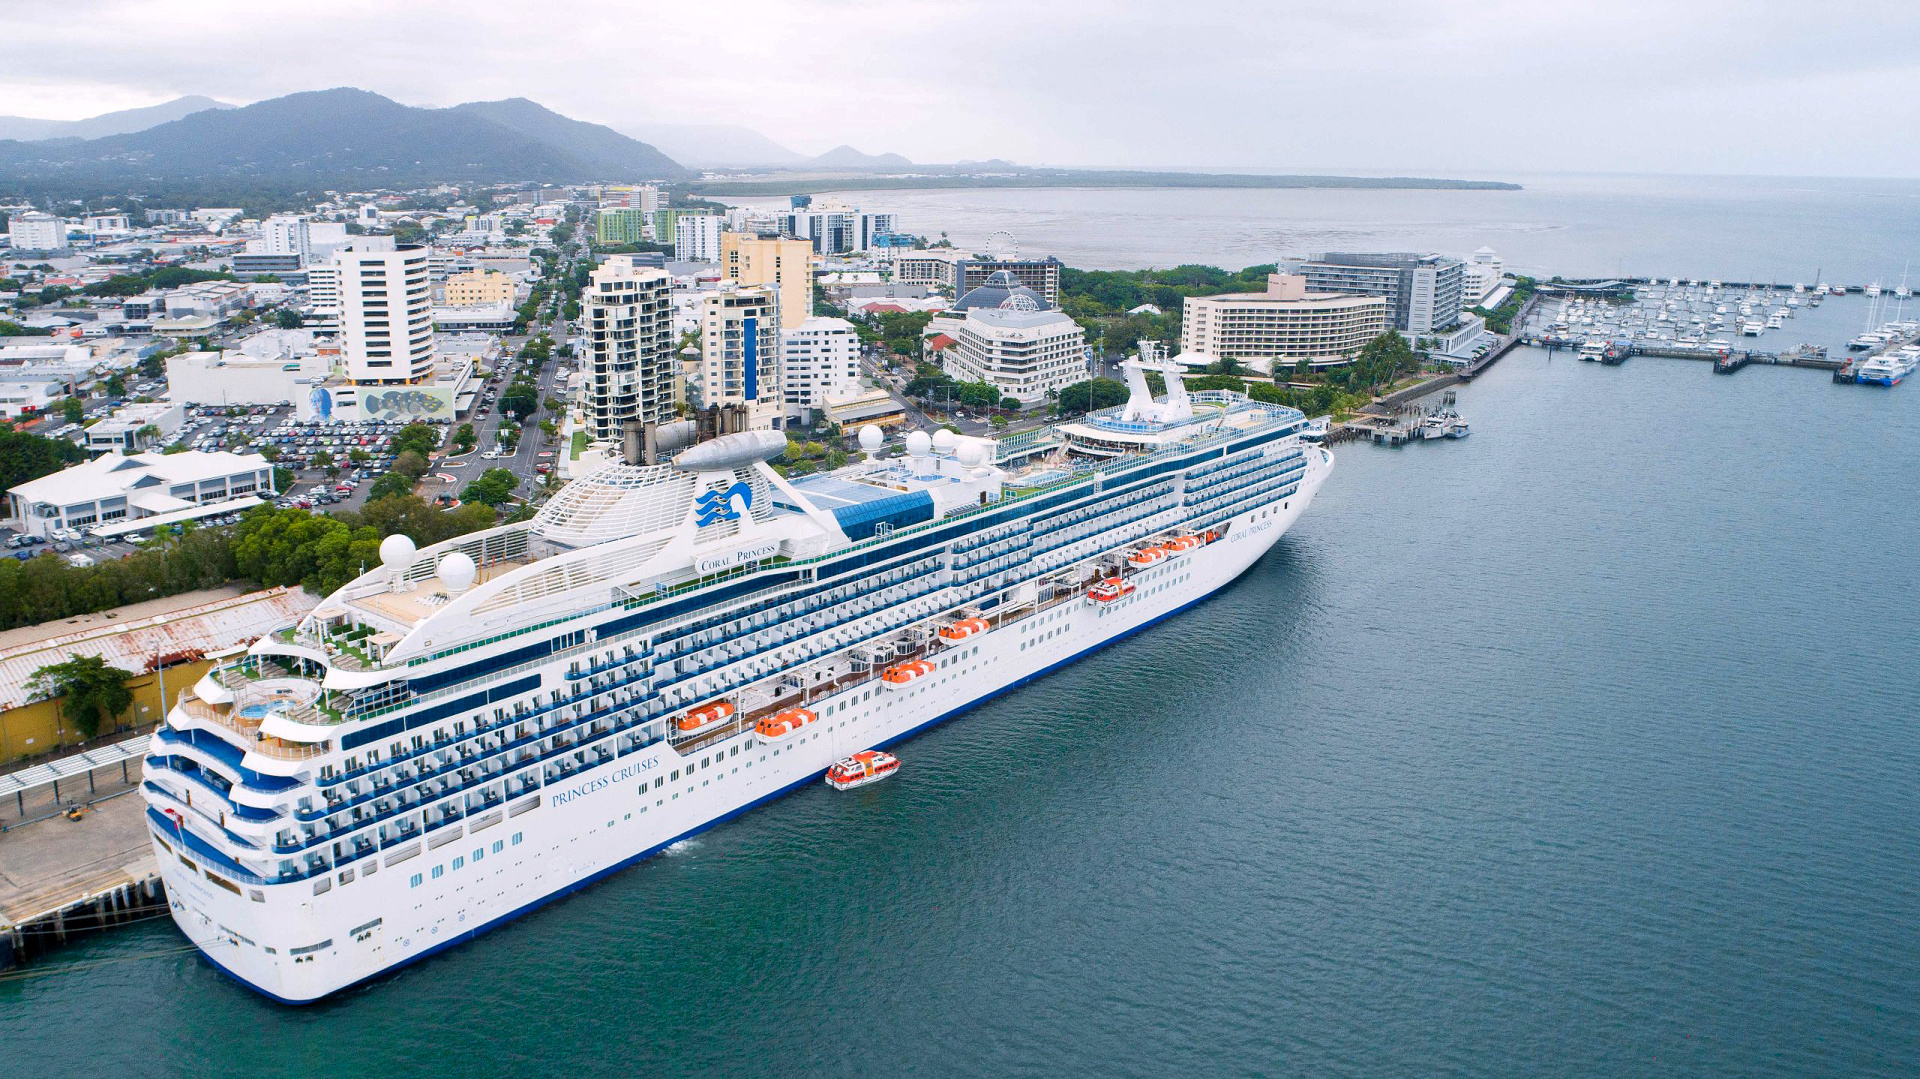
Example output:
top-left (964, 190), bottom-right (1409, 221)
top-left (140, 356), bottom-right (1333, 1003)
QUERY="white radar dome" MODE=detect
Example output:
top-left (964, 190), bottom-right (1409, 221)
top-left (378, 534), bottom-right (417, 569)
top-left (956, 442), bottom-right (988, 467)
top-left (931, 429), bottom-right (958, 454)
top-left (438, 551), bottom-right (477, 592)
top-left (857, 424), bottom-right (884, 451)
top-left (905, 431), bottom-right (932, 457)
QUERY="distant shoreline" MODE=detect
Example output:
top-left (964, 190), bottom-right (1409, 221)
top-left (691, 170), bottom-right (1523, 197)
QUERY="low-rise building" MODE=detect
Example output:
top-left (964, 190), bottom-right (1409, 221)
top-left (1178, 273), bottom-right (1387, 373)
top-left (85, 401), bottom-right (186, 454)
top-left (4, 450), bottom-right (276, 539)
top-left (442, 268), bottom-right (517, 307)
top-left (1463, 246), bottom-right (1504, 305)
top-left (166, 331), bottom-right (333, 407)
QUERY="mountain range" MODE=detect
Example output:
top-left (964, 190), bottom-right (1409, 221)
top-left (0, 95), bottom-right (234, 141)
top-left (0, 88), bottom-right (690, 186)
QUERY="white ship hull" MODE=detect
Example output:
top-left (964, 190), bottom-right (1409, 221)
top-left (153, 457), bottom-right (1330, 1003)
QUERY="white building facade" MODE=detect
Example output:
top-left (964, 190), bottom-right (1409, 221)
top-left (777, 316), bottom-right (861, 422)
top-left (5, 450), bottom-right (276, 539)
top-left (7, 211), bottom-right (67, 251)
top-left (675, 214), bottom-right (724, 262)
top-left (694, 284), bottom-right (781, 425)
top-left (336, 245), bottom-right (436, 384)
top-left (945, 308), bottom-right (1087, 406)
top-left (583, 256), bottom-right (676, 440)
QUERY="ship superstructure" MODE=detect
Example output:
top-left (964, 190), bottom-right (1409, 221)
top-left (142, 365), bottom-right (1333, 1002)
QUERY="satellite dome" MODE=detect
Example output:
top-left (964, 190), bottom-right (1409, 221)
top-left (857, 424), bottom-right (883, 451)
top-left (931, 429), bottom-right (958, 454)
top-left (904, 431), bottom-right (932, 457)
top-left (437, 551), bottom-right (477, 592)
top-left (378, 534), bottom-right (416, 569)
top-left (956, 442), bottom-right (988, 467)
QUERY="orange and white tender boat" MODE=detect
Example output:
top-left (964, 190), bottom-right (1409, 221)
top-left (1164, 533), bottom-right (1203, 552)
top-left (1086, 577), bottom-right (1136, 604)
top-left (1127, 545), bottom-right (1169, 567)
top-left (675, 700), bottom-right (735, 733)
top-left (825, 750), bottom-right (900, 790)
top-left (754, 707), bottom-right (818, 741)
top-left (938, 617), bottom-right (990, 641)
top-left (881, 659), bottom-right (935, 687)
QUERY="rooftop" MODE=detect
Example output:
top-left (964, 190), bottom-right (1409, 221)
top-left (7, 449), bottom-right (270, 503)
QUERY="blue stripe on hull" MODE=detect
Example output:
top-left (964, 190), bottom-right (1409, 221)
top-left (195, 552), bottom-right (1271, 1005)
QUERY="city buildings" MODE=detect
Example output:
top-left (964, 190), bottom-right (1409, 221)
top-left (693, 284), bottom-right (781, 425)
top-left (442, 269), bottom-right (517, 307)
top-left (335, 244), bottom-right (436, 384)
top-left (675, 213), bottom-right (724, 262)
top-left (777, 315), bottom-right (860, 423)
top-left (595, 207), bottom-right (650, 246)
top-left (166, 331), bottom-right (333, 407)
top-left (779, 200), bottom-right (899, 255)
top-left (583, 255), bottom-right (675, 440)
top-left (256, 214), bottom-right (312, 264)
top-left (84, 401), bottom-right (186, 454)
top-left (4, 450), bottom-right (276, 540)
top-left (651, 208), bottom-right (717, 247)
top-left (1289, 252), bottom-right (1465, 335)
top-left (954, 256), bottom-right (1063, 309)
top-left (1178, 273), bottom-right (1388, 373)
top-left (890, 250), bottom-right (966, 289)
top-left (1463, 247), bottom-right (1504, 305)
top-left (7, 210), bottom-right (68, 252)
top-left (721, 233), bottom-right (814, 331)
top-left (944, 306), bottom-right (1088, 405)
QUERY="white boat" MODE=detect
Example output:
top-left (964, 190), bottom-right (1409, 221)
top-left (1741, 320), bottom-right (1764, 336)
top-left (1856, 352), bottom-right (1915, 386)
top-left (140, 360), bottom-right (1335, 1004)
top-left (824, 750), bottom-right (899, 790)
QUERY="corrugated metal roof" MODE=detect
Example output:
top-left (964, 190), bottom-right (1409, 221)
top-left (0, 731), bottom-right (150, 799)
top-left (0, 586), bottom-right (319, 711)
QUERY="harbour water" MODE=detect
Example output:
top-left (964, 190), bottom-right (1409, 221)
top-left (5, 348), bottom-right (1917, 1076)
top-left (730, 172), bottom-right (1920, 284)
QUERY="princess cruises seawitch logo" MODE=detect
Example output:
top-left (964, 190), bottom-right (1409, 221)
top-left (695, 481), bottom-right (753, 527)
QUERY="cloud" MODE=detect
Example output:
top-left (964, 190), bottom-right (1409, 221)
top-left (2, 0), bottom-right (1917, 175)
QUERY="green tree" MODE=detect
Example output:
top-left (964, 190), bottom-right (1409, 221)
top-left (389, 423), bottom-right (440, 458)
top-left (461, 467), bottom-right (520, 507)
top-left (394, 450), bottom-right (429, 479)
top-left (274, 309), bottom-right (304, 330)
top-left (272, 466), bottom-right (295, 492)
top-left (0, 426), bottom-right (85, 489)
top-left (539, 418), bottom-right (558, 443)
top-left (452, 423), bottom-right (477, 454)
top-left (26, 654), bottom-right (132, 739)
top-left (369, 471), bottom-right (415, 501)
top-left (348, 447), bottom-right (371, 464)
top-left (1052, 378), bottom-right (1130, 417)
top-left (311, 449), bottom-right (333, 471)
top-left (62, 397), bottom-right (84, 425)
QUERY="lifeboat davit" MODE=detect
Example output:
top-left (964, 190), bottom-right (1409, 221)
top-left (1086, 577), bottom-right (1136, 604)
top-left (754, 707), bottom-right (818, 741)
top-left (825, 750), bottom-right (900, 790)
top-left (881, 659), bottom-right (935, 687)
top-left (675, 700), bottom-right (735, 732)
top-left (1128, 546), bottom-right (1169, 567)
top-left (938, 617), bottom-right (990, 641)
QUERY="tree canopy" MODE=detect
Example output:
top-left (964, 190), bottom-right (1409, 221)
top-left (26, 654), bottom-right (132, 739)
top-left (0, 426), bottom-right (85, 490)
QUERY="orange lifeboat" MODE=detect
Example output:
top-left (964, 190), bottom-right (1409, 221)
top-left (881, 659), bottom-right (935, 687)
top-left (938, 617), bottom-right (990, 641)
top-left (1165, 534), bottom-right (1202, 552)
top-left (1086, 577), bottom-right (1136, 604)
top-left (1128, 546), bottom-right (1169, 567)
top-left (675, 700), bottom-right (735, 733)
top-left (825, 750), bottom-right (900, 790)
top-left (754, 707), bottom-right (818, 741)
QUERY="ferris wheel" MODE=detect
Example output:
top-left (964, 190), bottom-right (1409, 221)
top-left (985, 229), bottom-right (1018, 259)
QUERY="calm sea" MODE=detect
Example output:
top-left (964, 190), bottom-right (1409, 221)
top-left (5, 183), bottom-right (1920, 1076)
top-left (731, 172), bottom-right (1920, 285)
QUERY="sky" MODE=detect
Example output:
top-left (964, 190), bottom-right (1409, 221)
top-left (4, 0), bottom-right (1920, 178)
